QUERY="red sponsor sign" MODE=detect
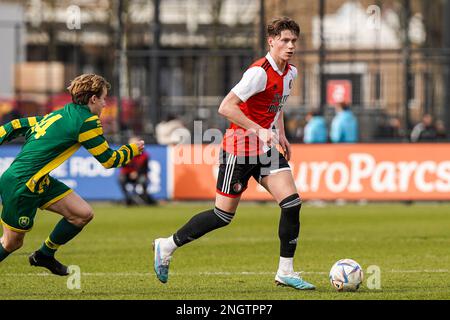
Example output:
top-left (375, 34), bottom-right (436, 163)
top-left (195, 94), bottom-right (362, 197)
top-left (327, 80), bottom-right (352, 105)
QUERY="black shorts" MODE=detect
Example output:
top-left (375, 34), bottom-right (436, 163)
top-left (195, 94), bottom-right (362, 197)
top-left (216, 148), bottom-right (291, 198)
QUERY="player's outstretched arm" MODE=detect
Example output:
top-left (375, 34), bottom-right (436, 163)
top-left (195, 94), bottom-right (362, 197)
top-left (78, 115), bottom-right (143, 168)
top-left (0, 116), bottom-right (44, 145)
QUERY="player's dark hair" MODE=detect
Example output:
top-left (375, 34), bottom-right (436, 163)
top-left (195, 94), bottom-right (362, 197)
top-left (67, 74), bottom-right (111, 105)
top-left (267, 17), bottom-right (300, 38)
top-left (338, 102), bottom-right (350, 110)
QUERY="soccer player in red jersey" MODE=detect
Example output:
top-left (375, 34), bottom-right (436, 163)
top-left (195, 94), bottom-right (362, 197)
top-left (153, 17), bottom-right (315, 290)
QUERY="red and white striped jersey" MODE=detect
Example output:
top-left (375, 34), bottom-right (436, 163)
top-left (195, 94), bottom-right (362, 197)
top-left (222, 52), bottom-right (297, 156)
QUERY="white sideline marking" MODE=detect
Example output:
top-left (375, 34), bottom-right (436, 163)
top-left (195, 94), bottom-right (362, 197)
top-left (2, 269), bottom-right (448, 277)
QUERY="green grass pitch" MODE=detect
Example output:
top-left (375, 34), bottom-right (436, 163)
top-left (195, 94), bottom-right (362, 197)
top-left (0, 202), bottom-right (449, 300)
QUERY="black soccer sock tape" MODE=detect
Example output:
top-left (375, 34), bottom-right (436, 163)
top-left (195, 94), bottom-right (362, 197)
top-left (173, 207), bottom-right (235, 247)
top-left (278, 194), bottom-right (302, 258)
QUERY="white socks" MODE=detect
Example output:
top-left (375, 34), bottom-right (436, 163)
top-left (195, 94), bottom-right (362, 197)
top-left (278, 257), bottom-right (294, 275)
top-left (160, 235), bottom-right (178, 256)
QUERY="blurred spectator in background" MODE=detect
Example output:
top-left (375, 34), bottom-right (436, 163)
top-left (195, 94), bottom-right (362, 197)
top-left (435, 120), bottom-right (447, 141)
top-left (330, 102), bottom-right (358, 143)
top-left (284, 115), bottom-right (303, 143)
top-left (376, 116), bottom-right (406, 142)
top-left (410, 114), bottom-right (437, 142)
top-left (303, 110), bottom-right (327, 143)
top-left (155, 114), bottom-right (191, 145)
top-left (119, 136), bottom-right (157, 206)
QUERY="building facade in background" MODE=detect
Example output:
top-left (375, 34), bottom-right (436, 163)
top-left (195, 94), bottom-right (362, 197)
top-left (0, 0), bottom-right (449, 142)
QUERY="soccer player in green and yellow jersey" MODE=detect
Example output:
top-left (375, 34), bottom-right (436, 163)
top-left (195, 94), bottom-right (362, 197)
top-left (0, 74), bottom-right (144, 275)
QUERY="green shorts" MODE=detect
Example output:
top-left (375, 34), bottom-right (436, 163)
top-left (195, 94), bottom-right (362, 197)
top-left (0, 171), bottom-right (72, 233)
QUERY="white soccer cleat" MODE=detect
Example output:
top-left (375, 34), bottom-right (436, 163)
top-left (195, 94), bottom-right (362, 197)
top-left (275, 271), bottom-right (316, 290)
top-left (152, 238), bottom-right (172, 284)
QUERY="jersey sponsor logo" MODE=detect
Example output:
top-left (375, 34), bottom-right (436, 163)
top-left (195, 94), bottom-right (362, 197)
top-left (18, 216), bottom-right (30, 228)
top-left (267, 94), bottom-right (289, 113)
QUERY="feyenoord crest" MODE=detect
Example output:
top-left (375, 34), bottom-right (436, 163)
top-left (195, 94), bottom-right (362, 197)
top-left (289, 79), bottom-right (293, 89)
top-left (18, 216), bottom-right (30, 228)
top-left (232, 182), bottom-right (243, 193)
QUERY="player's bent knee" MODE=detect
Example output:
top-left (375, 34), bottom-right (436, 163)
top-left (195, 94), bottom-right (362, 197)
top-left (214, 207), bottom-right (235, 226)
top-left (84, 210), bottom-right (94, 224)
top-left (2, 237), bottom-right (24, 252)
top-left (69, 208), bottom-right (94, 227)
top-left (80, 209), bottom-right (94, 226)
top-left (279, 193), bottom-right (302, 210)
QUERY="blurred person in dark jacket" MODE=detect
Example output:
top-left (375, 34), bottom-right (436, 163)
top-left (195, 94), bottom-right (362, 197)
top-left (410, 114), bottom-right (437, 142)
top-left (435, 120), bottom-right (447, 141)
top-left (376, 116), bottom-right (406, 142)
top-left (119, 136), bottom-right (157, 206)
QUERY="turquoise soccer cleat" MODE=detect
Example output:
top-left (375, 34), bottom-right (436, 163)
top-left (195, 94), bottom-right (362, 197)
top-left (153, 238), bottom-right (171, 284)
top-left (275, 272), bottom-right (316, 290)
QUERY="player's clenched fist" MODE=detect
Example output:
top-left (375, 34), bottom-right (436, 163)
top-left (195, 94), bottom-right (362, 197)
top-left (136, 140), bottom-right (145, 153)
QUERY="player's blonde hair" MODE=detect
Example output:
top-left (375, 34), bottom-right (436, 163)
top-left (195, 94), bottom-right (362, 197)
top-left (67, 74), bottom-right (111, 105)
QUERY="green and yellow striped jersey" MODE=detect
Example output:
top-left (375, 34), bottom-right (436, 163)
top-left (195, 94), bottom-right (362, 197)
top-left (0, 103), bottom-right (140, 193)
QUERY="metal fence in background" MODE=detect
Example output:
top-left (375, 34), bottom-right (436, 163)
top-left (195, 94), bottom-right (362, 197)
top-left (1, 0), bottom-right (450, 144)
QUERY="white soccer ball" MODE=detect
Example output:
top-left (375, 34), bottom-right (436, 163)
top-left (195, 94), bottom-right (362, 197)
top-left (329, 258), bottom-right (364, 292)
